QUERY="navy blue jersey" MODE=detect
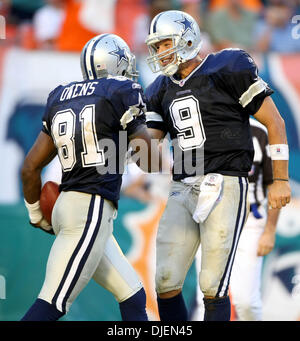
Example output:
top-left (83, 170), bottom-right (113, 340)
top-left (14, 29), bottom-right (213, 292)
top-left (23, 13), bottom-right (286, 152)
top-left (42, 76), bottom-right (147, 207)
top-left (145, 48), bottom-right (273, 180)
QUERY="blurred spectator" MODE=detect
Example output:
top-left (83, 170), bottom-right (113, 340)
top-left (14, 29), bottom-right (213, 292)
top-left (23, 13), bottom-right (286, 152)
top-left (0, 0), bottom-right (18, 44)
top-left (54, 0), bottom-right (100, 52)
top-left (205, 0), bottom-right (259, 51)
top-left (178, 0), bottom-right (202, 25)
top-left (179, 0), bottom-right (214, 55)
top-left (33, 0), bottom-right (66, 49)
top-left (8, 0), bottom-right (45, 23)
top-left (114, 0), bottom-right (149, 54)
top-left (79, 0), bottom-right (117, 34)
top-left (56, 0), bottom-right (148, 52)
top-left (0, 0), bottom-right (10, 15)
top-left (148, 0), bottom-right (172, 19)
top-left (255, 0), bottom-right (300, 53)
top-left (209, 0), bottom-right (263, 12)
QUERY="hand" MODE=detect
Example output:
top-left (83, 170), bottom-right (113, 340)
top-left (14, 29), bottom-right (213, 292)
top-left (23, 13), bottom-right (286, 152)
top-left (257, 229), bottom-right (275, 256)
top-left (30, 218), bottom-right (55, 235)
top-left (268, 180), bottom-right (291, 209)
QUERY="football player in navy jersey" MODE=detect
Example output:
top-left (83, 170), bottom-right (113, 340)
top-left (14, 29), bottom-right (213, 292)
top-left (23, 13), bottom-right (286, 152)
top-left (144, 10), bottom-right (291, 321)
top-left (21, 34), bottom-right (158, 321)
top-left (192, 118), bottom-right (281, 321)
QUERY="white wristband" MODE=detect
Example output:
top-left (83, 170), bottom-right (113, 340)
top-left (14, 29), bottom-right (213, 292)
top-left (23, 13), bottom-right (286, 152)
top-left (269, 144), bottom-right (289, 160)
top-left (24, 199), bottom-right (43, 224)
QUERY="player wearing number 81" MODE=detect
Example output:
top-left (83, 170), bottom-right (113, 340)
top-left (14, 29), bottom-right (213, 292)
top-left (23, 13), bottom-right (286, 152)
top-left (144, 10), bottom-right (291, 321)
top-left (21, 33), bottom-right (158, 321)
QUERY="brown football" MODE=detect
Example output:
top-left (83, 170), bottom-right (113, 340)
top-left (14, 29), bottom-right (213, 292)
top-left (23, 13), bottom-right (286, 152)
top-left (40, 181), bottom-right (60, 225)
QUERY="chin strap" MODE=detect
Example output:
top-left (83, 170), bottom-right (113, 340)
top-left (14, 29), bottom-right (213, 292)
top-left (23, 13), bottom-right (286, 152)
top-left (163, 63), bottom-right (179, 77)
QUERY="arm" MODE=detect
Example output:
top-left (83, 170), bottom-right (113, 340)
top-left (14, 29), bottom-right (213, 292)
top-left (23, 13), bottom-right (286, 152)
top-left (129, 125), bottom-right (162, 173)
top-left (254, 96), bottom-right (291, 209)
top-left (22, 131), bottom-right (57, 203)
top-left (147, 127), bottom-right (166, 141)
top-left (257, 204), bottom-right (280, 256)
top-left (22, 131), bottom-right (57, 228)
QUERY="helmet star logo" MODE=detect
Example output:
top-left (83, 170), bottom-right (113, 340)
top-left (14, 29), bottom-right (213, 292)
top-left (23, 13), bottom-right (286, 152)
top-left (109, 42), bottom-right (128, 66)
top-left (175, 16), bottom-right (195, 35)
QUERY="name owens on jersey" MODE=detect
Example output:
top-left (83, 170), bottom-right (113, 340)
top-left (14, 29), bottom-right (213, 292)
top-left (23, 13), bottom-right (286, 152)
top-left (145, 48), bottom-right (274, 181)
top-left (42, 76), bottom-right (147, 207)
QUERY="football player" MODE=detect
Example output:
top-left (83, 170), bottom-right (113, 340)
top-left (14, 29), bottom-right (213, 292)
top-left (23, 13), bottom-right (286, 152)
top-left (193, 118), bottom-right (281, 321)
top-left (144, 10), bottom-right (291, 321)
top-left (21, 34), bottom-right (158, 321)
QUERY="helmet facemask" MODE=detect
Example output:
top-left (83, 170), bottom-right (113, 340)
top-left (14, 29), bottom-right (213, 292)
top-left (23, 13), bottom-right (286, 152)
top-left (146, 34), bottom-right (187, 77)
top-left (124, 51), bottom-right (139, 82)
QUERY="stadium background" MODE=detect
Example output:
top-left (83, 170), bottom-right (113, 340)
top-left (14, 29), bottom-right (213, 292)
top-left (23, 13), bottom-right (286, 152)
top-left (0, 0), bottom-right (299, 321)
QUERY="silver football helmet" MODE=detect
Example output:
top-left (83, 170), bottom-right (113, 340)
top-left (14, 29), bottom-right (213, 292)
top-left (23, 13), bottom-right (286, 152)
top-left (80, 33), bottom-right (139, 81)
top-left (146, 10), bottom-right (202, 77)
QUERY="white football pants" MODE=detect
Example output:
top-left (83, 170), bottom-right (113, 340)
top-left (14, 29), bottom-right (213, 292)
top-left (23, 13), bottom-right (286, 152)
top-left (155, 176), bottom-right (249, 298)
top-left (193, 210), bottom-right (266, 321)
top-left (38, 191), bottom-right (143, 313)
top-left (230, 211), bottom-right (266, 320)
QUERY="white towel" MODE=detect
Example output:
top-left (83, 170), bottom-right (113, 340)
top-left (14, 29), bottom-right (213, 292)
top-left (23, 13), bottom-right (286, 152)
top-left (193, 173), bottom-right (223, 223)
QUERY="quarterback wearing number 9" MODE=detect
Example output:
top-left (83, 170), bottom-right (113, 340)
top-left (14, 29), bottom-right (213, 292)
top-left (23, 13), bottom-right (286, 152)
top-left (144, 10), bottom-right (291, 321)
top-left (21, 34), bottom-right (158, 321)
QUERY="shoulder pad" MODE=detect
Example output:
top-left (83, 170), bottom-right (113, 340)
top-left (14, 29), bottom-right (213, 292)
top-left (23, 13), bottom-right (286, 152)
top-left (46, 84), bottom-right (64, 105)
top-left (221, 48), bottom-right (255, 72)
top-left (145, 74), bottom-right (167, 97)
top-left (206, 48), bottom-right (253, 74)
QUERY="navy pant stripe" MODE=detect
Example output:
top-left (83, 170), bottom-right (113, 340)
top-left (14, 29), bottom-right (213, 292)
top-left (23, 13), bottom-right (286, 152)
top-left (216, 177), bottom-right (248, 297)
top-left (61, 197), bottom-right (104, 312)
top-left (52, 195), bottom-right (104, 312)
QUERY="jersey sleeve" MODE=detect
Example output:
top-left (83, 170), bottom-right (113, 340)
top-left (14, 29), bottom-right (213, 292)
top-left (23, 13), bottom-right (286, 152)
top-left (110, 80), bottom-right (147, 137)
top-left (221, 50), bottom-right (274, 115)
top-left (41, 86), bottom-right (62, 136)
top-left (41, 112), bottom-right (51, 136)
top-left (145, 78), bottom-right (168, 133)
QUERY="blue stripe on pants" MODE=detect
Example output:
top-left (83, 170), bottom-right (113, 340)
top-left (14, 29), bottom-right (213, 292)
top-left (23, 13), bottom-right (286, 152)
top-left (216, 177), bottom-right (248, 297)
top-left (52, 195), bottom-right (104, 312)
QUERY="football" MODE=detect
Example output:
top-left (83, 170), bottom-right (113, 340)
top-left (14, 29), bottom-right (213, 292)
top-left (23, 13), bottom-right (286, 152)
top-left (40, 181), bottom-right (60, 225)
